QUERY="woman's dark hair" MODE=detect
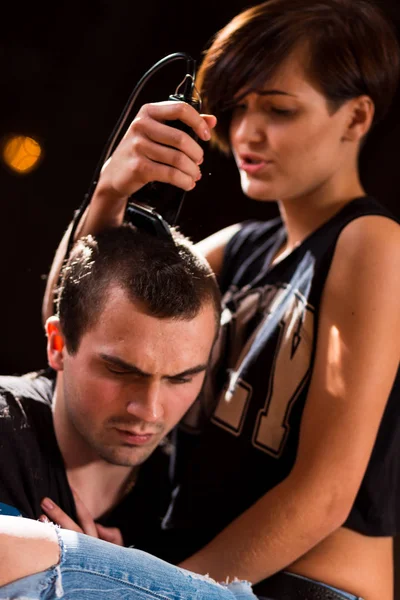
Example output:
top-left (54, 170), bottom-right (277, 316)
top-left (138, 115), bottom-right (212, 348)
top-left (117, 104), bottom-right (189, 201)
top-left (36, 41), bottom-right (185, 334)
top-left (56, 224), bottom-right (221, 354)
top-left (196, 0), bottom-right (400, 153)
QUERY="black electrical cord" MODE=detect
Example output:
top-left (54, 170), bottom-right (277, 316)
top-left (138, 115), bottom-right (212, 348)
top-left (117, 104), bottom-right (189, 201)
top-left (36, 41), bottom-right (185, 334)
top-left (64, 52), bottom-right (196, 258)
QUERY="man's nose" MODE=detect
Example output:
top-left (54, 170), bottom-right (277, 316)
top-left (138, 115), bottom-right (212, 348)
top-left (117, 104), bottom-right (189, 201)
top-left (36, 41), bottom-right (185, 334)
top-left (126, 381), bottom-right (164, 422)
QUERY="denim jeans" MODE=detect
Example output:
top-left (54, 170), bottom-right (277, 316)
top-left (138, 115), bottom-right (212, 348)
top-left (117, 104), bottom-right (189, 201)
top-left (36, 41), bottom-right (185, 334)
top-left (0, 527), bottom-right (259, 600)
top-left (0, 527), bottom-right (362, 600)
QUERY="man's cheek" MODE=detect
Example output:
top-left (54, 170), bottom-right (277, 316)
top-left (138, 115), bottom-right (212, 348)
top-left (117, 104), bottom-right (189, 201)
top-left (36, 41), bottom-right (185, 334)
top-left (175, 384), bottom-right (203, 419)
top-left (82, 379), bottom-right (122, 409)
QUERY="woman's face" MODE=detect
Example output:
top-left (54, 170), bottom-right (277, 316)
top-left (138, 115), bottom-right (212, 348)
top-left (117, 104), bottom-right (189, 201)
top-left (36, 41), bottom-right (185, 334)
top-left (229, 50), bottom-right (359, 204)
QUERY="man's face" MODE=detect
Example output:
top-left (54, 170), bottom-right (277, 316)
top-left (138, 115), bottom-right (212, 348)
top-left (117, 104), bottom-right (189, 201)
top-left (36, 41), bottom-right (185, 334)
top-left (53, 285), bottom-right (217, 467)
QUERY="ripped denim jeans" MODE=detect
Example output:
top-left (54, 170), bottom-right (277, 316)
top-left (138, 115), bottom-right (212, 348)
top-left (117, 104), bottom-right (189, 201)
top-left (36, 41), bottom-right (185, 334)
top-left (0, 527), bottom-right (259, 600)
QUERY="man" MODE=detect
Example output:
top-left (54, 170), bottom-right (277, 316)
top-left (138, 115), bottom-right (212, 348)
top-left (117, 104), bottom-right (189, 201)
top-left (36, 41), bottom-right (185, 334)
top-left (0, 223), bottom-right (220, 549)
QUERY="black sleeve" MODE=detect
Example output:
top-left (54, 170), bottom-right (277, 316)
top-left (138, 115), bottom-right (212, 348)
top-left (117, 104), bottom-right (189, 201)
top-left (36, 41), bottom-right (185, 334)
top-left (0, 392), bottom-right (41, 518)
top-left (0, 388), bottom-right (74, 520)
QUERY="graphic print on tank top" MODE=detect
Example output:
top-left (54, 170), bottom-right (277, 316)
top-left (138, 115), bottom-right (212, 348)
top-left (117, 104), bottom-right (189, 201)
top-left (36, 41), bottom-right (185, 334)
top-left (183, 251), bottom-right (316, 459)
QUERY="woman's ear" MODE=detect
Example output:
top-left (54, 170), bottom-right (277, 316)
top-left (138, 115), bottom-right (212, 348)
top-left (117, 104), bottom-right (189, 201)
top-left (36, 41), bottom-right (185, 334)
top-left (45, 316), bottom-right (65, 371)
top-left (342, 95), bottom-right (375, 143)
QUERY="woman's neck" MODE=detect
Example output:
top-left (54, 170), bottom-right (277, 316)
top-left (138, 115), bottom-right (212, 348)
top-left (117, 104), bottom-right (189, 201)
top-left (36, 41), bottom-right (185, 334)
top-left (277, 178), bottom-right (366, 252)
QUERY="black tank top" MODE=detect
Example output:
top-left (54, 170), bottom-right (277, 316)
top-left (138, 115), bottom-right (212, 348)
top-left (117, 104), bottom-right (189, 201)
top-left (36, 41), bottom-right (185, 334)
top-left (161, 196), bottom-right (400, 563)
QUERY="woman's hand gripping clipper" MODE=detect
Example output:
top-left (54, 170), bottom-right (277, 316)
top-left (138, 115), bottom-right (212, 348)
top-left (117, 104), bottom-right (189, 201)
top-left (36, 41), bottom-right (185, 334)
top-left (126, 74), bottom-right (202, 231)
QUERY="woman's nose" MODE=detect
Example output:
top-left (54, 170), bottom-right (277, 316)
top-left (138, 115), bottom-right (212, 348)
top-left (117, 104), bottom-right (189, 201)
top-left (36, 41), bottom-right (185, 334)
top-left (231, 110), bottom-right (266, 145)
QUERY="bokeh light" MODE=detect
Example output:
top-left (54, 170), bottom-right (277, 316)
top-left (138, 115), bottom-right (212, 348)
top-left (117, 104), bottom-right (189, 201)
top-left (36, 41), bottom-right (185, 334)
top-left (2, 134), bottom-right (42, 174)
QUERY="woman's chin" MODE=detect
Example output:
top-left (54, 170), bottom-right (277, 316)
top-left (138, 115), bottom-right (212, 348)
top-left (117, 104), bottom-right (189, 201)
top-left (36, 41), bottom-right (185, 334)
top-left (243, 187), bottom-right (279, 203)
top-left (240, 178), bottom-right (279, 202)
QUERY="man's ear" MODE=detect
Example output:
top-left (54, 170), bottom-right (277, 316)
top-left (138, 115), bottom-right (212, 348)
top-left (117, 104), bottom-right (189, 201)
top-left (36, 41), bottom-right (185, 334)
top-left (45, 316), bottom-right (65, 371)
top-left (342, 95), bottom-right (375, 143)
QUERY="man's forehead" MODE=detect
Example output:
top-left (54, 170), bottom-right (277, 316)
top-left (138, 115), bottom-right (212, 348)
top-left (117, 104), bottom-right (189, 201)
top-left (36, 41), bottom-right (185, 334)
top-left (101, 284), bottom-right (216, 320)
top-left (82, 297), bottom-right (216, 354)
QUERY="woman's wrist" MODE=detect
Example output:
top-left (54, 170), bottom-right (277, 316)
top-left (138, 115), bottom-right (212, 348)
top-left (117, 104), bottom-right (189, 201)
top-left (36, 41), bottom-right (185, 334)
top-left (82, 185), bottom-right (129, 235)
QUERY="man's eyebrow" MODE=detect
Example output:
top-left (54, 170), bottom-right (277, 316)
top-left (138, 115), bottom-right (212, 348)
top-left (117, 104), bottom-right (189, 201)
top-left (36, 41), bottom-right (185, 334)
top-left (100, 354), bottom-right (151, 376)
top-left (168, 365), bottom-right (209, 379)
top-left (99, 354), bottom-right (208, 379)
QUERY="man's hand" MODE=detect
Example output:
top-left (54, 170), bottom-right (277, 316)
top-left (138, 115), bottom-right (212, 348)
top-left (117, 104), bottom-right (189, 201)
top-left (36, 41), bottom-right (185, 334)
top-left (40, 490), bottom-right (124, 546)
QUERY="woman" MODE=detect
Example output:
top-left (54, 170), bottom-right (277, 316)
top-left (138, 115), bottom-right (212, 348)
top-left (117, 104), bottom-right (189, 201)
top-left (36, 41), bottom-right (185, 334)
top-left (3, 0), bottom-right (400, 598)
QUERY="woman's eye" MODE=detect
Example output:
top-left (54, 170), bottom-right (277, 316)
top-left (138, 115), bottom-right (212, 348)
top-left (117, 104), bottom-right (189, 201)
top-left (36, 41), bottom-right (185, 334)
top-left (270, 107), bottom-right (295, 116)
top-left (232, 103), bottom-right (247, 114)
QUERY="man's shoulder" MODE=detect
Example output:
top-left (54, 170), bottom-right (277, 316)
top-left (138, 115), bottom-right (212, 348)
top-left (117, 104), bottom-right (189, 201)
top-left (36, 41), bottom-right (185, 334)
top-left (0, 368), bottom-right (55, 421)
top-left (0, 368), bottom-right (66, 522)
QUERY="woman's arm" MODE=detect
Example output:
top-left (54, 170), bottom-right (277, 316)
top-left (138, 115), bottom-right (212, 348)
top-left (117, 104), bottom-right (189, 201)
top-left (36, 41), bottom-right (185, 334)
top-left (194, 223), bottom-right (241, 276)
top-left (42, 101), bottom-right (216, 324)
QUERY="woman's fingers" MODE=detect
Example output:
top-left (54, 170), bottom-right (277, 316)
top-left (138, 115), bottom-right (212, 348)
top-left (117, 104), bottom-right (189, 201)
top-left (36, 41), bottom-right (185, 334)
top-left (70, 488), bottom-right (99, 539)
top-left (144, 101), bottom-right (213, 142)
top-left (96, 523), bottom-right (124, 546)
top-left (94, 101), bottom-right (216, 200)
top-left (40, 497), bottom-right (85, 534)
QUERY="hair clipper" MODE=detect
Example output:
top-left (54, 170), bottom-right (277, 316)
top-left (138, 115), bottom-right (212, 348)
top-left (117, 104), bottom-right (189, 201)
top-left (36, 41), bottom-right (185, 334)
top-left (126, 74), bottom-right (202, 235)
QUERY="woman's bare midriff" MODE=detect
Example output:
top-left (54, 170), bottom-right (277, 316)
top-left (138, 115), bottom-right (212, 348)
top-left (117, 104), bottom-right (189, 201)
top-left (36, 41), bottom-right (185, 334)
top-left (287, 526), bottom-right (393, 600)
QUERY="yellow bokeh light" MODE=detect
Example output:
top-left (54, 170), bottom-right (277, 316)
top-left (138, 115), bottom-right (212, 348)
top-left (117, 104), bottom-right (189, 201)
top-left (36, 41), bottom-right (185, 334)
top-left (2, 135), bottom-right (42, 174)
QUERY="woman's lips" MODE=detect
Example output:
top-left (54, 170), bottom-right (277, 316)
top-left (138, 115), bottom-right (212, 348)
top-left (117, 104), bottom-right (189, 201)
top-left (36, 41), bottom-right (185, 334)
top-left (238, 158), bottom-right (273, 174)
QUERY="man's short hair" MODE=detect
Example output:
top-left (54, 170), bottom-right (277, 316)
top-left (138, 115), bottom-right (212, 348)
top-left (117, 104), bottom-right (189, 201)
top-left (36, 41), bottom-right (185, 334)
top-left (56, 224), bottom-right (221, 354)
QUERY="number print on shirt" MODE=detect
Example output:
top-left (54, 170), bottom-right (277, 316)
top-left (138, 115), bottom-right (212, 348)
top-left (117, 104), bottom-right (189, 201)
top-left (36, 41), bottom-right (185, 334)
top-left (213, 378), bottom-right (253, 436)
top-left (253, 291), bottom-right (314, 456)
top-left (211, 285), bottom-right (314, 457)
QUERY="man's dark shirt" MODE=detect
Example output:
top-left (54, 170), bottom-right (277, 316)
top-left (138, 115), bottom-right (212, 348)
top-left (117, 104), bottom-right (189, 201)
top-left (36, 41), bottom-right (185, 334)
top-left (0, 369), bottom-right (171, 551)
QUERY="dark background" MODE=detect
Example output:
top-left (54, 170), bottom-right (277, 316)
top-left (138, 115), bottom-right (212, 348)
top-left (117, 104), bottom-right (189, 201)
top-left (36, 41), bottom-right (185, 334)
top-left (1, 0), bottom-right (400, 594)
